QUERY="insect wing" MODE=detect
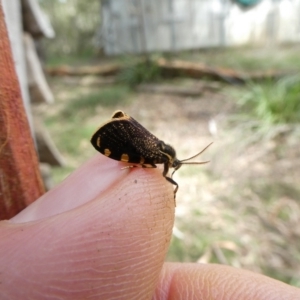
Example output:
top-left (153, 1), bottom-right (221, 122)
top-left (91, 117), bottom-right (166, 165)
top-left (126, 116), bottom-right (167, 164)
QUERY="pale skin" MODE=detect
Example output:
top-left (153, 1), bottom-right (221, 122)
top-left (0, 155), bottom-right (299, 299)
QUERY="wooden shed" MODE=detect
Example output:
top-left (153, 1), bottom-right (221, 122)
top-left (101, 0), bottom-right (300, 55)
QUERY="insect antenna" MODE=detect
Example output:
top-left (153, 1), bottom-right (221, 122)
top-left (180, 161), bottom-right (210, 165)
top-left (180, 142), bottom-right (213, 163)
top-left (171, 142), bottom-right (213, 178)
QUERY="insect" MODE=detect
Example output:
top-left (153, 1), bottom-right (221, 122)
top-left (91, 110), bottom-right (212, 197)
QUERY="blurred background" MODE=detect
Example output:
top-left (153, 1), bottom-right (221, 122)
top-left (3, 0), bottom-right (300, 287)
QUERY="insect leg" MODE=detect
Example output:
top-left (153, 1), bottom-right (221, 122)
top-left (165, 176), bottom-right (178, 193)
top-left (162, 162), bottom-right (169, 177)
top-left (163, 163), bottom-right (177, 203)
top-left (165, 176), bottom-right (177, 206)
top-left (122, 163), bottom-right (156, 170)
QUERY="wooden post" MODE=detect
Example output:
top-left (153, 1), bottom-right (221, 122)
top-left (0, 2), bottom-right (44, 220)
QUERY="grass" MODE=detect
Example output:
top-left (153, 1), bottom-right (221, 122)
top-left (238, 75), bottom-right (300, 125)
top-left (171, 175), bottom-right (300, 286)
top-left (44, 114), bottom-right (96, 176)
top-left (118, 59), bottom-right (163, 87)
top-left (163, 77), bottom-right (300, 286)
top-left (45, 50), bottom-right (101, 67)
top-left (61, 85), bottom-right (131, 118)
top-left (177, 44), bottom-right (300, 71)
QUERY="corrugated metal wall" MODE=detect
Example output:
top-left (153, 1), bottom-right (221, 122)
top-left (101, 0), bottom-right (300, 55)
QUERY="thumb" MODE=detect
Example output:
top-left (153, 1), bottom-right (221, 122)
top-left (0, 155), bottom-right (175, 299)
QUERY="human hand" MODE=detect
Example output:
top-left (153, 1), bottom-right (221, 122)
top-left (1, 155), bottom-right (299, 299)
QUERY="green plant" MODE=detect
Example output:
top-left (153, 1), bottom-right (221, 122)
top-left (61, 85), bottom-right (131, 118)
top-left (239, 75), bottom-right (300, 125)
top-left (118, 59), bottom-right (162, 87)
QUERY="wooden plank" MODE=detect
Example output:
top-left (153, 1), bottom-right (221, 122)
top-left (45, 60), bottom-right (290, 83)
top-left (45, 64), bottom-right (121, 76)
top-left (137, 81), bottom-right (221, 97)
top-left (34, 119), bottom-right (65, 167)
top-left (0, 3), bottom-right (44, 220)
top-left (156, 58), bottom-right (290, 83)
top-left (24, 33), bottom-right (54, 104)
top-left (21, 0), bottom-right (54, 38)
top-left (60, 75), bottom-right (117, 86)
top-left (136, 83), bottom-right (203, 97)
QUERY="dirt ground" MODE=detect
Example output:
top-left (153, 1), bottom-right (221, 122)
top-left (42, 75), bottom-right (300, 286)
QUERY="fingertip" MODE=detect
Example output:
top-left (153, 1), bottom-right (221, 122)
top-left (1, 156), bottom-right (176, 299)
top-left (10, 154), bottom-right (175, 223)
top-left (10, 155), bottom-right (128, 222)
top-left (154, 263), bottom-right (300, 300)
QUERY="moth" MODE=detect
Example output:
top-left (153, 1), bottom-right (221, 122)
top-left (91, 110), bottom-right (212, 197)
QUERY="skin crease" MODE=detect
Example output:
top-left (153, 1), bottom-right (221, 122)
top-left (0, 155), bottom-right (299, 299)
